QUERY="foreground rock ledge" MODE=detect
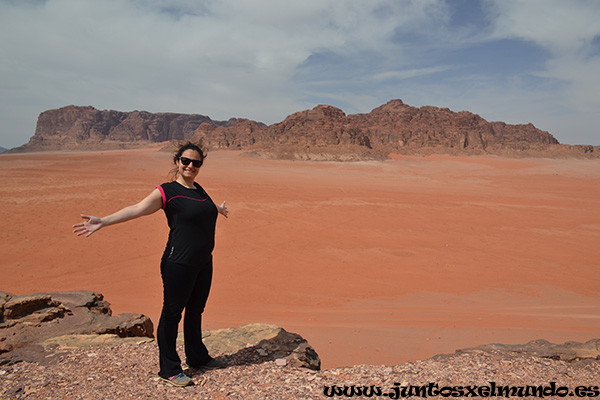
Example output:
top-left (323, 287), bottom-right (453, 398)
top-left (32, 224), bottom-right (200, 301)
top-left (0, 290), bottom-right (153, 358)
top-left (200, 323), bottom-right (321, 370)
top-left (0, 290), bottom-right (320, 370)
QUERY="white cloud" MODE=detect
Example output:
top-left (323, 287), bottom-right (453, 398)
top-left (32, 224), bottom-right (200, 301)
top-left (371, 67), bottom-right (453, 82)
top-left (487, 0), bottom-right (600, 53)
top-left (0, 0), bottom-right (598, 147)
top-left (482, 0), bottom-right (600, 144)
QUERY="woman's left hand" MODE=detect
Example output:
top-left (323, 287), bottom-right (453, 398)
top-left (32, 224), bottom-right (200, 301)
top-left (217, 201), bottom-right (228, 218)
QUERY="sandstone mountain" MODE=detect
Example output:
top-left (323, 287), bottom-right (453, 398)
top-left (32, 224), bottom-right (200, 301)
top-left (12, 100), bottom-right (597, 159)
top-left (193, 100), bottom-right (596, 159)
top-left (14, 105), bottom-right (237, 152)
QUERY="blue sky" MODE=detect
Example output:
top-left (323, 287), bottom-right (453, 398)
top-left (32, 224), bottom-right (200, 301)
top-left (1, 0), bottom-right (599, 148)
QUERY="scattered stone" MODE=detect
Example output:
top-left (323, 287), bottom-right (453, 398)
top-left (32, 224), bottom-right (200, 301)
top-left (275, 358), bottom-right (287, 366)
top-left (256, 348), bottom-right (268, 356)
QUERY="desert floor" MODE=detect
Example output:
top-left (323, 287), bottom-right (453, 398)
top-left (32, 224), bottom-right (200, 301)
top-left (1, 147), bottom-right (599, 369)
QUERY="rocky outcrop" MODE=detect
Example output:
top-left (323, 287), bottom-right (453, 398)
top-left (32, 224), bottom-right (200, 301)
top-left (237, 105), bottom-right (385, 161)
top-left (351, 100), bottom-right (559, 154)
top-left (451, 339), bottom-right (600, 364)
top-left (198, 100), bottom-right (595, 160)
top-left (1, 294), bottom-right (69, 327)
top-left (12, 100), bottom-right (598, 159)
top-left (0, 290), bottom-right (153, 361)
top-left (200, 323), bottom-right (320, 370)
top-left (192, 119), bottom-right (269, 150)
top-left (13, 105), bottom-right (233, 152)
top-left (0, 291), bottom-right (321, 370)
top-left (38, 323), bottom-right (321, 370)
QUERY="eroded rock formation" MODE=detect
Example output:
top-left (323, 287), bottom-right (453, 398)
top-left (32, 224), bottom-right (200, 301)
top-left (201, 323), bottom-right (320, 370)
top-left (0, 291), bottom-right (321, 370)
top-left (0, 290), bottom-right (153, 360)
top-left (14, 105), bottom-right (231, 152)
top-left (11, 100), bottom-right (598, 159)
top-left (192, 101), bottom-right (598, 160)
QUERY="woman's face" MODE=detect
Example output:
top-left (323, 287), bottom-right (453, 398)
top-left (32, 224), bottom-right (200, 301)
top-left (177, 149), bottom-right (202, 180)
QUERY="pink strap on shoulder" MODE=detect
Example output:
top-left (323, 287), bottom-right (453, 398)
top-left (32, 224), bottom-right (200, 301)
top-left (157, 186), bottom-right (166, 209)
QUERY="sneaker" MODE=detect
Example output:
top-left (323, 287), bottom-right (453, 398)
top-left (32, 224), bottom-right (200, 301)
top-left (161, 372), bottom-right (193, 387)
top-left (190, 358), bottom-right (224, 370)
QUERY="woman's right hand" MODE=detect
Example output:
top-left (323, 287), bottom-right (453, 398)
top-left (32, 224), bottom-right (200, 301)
top-left (72, 214), bottom-right (104, 237)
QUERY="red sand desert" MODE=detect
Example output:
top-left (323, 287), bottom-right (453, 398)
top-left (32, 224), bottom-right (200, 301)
top-left (1, 148), bottom-right (599, 369)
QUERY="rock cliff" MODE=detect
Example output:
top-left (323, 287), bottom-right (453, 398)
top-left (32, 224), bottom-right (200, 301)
top-left (14, 105), bottom-right (233, 152)
top-left (192, 100), bottom-right (596, 160)
top-left (12, 101), bottom-right (598, 159)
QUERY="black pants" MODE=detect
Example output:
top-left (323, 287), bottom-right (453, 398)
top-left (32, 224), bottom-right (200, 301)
top-left (157, 258), bottom-right (213, 378)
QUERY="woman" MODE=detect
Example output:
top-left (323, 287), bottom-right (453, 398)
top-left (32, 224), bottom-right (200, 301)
top-left (73, 141), bottom-right (228, 387)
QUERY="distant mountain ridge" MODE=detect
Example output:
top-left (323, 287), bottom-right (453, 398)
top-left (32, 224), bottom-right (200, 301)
top-left (10, 100), bottom-right (597, 159)
top-left (11, 105), bottom-right (239, 152)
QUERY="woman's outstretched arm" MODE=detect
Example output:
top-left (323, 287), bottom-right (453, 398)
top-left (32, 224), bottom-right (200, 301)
top-left (216, 201), bottom-right (228, 218)
top-left (73, 188), bottom-right (163, 238)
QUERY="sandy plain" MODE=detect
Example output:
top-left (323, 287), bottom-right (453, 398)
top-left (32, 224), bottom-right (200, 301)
top-left (1, 147), bottom-right (599, 369)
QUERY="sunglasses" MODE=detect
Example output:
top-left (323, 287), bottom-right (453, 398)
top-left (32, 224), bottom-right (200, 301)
top-left (179, 156), bottom-right (202, 168)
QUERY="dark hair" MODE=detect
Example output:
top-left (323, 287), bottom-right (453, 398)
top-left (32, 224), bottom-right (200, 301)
top-left (168, 141), bottom-right (207, 181)
top-left (173, 141), bottom-right (206, 165)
